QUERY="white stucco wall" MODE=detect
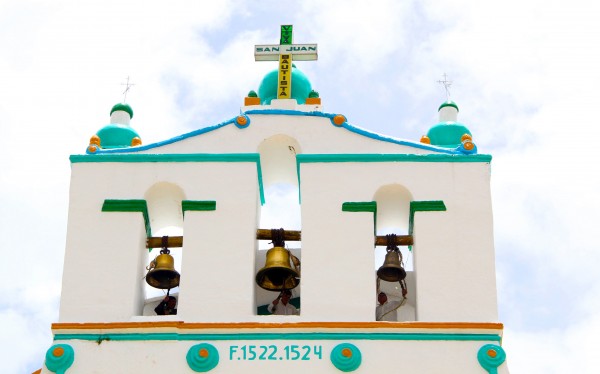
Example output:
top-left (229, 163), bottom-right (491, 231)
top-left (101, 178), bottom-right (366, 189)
top-left (60, 112), bottom-right (498, 323)
top-left (60, 161), bottom-right (260, 322)
top-left (298, 161), bottom-right (497, 322)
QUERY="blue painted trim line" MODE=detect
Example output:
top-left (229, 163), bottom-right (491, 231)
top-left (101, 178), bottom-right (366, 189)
top-left (84, 109), bottom-right (483, 156)
top-left (295, 154), bottom-right (489, 204)
top-left (86, 117), bottom-right (237, 155)
top-left (54, 332), bottom-right (501, 342)
top-left (244, 109), bottom-right (477, 155)
top-left (70, 153), bottom-right (265, 205)
top-left (71, 153), bottom-right (260, 163)
top-left (297, 154), bottom-right (492, 163)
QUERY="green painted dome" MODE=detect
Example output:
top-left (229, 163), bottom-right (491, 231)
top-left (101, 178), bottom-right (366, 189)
top-left (427, 122), bottom-right (471, 148)
top-left (96, 123), bottom-right (140, 148)
top-left (258, 65), bottom-right (312, 104)
top-left (438, 100), bottom-right (459, 112)
top-left (110, 103), bottom-right (134, 118)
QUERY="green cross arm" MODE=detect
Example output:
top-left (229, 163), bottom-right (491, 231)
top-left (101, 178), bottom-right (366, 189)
top-left (254, 25), bottom-right (318, 61)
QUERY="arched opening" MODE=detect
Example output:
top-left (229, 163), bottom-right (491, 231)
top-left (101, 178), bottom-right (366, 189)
top-left (141, 182), bottom-right (186, 316)
top-left (373, 184), bottom-right (416, 321)
top-left (255, 135), bottom-right (302, 315)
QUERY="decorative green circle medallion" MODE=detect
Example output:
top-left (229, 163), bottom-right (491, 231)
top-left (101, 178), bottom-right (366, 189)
top-left (45, 344), bottom-right (74, 374)
top-left (477, 344), bottom-right (506, 374)
top-left (187, 343), bottom-right (219, 372)
top-left (330, 343), bottom-right (361, 372)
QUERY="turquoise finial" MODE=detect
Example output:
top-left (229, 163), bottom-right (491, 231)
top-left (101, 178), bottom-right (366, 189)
top-left (258, 65), bottom-right (313, 105)
top-left (91, 103), bottom-right (140, 150)
top-left (426, 100), bottom-right (472, 149)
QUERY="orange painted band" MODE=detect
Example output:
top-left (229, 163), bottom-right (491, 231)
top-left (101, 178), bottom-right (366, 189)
top-left (52, 321), bottom-right (503, 331)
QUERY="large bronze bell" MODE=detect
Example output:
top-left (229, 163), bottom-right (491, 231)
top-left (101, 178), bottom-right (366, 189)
top-left (146, 251), bottom-right (180, 290)
top-left (377, 250), bottom-right (407, 282)
top-left (256, 246), bottom-right (300, 291)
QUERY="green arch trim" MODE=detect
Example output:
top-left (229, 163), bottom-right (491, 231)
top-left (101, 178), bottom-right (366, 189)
top-left (102, 199), bottom-right (151, 237)
top-left (342, 201), bottom-right (377, 236)
top-left (408, 201), bottom-right (447, 250)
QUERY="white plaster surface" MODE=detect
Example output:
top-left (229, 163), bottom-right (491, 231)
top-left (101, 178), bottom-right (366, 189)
top-left (109, 110), bottom-right (131, 125)
top-left (439, 105), bottom-right (459, 122)
top-left (55, 107), bottom-right (506, 372)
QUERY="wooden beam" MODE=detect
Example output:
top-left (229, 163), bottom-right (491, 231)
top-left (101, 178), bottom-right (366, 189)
top-left (146, 231), bottom-right (413, 248)
top-left (146, 236), bottom-right (183, 248)
top-left (374, 235), bottom-right (413, 246)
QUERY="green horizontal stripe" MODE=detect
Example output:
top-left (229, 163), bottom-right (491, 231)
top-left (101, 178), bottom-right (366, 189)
top-left (182, 200), bottom-right (217, 212)
top-left (102, 199), bottom-right (147, 212)
top-left (70, 153), bottom-right (261, 163)
top-left (297, 154), bottom-right (492, 163)
top-left (54, 332), bottom-right (501, 342)
top-left (102, 199), bottom-right (151, 237)
top-left (71, 153), bottom-right (265, 205)
top-left (342, 202), bottom-right (377, 213)
top-left (410, 201), bottom-right (447, 213)
top-left (342, 201), bottom-right (377, 236)
top-left (408, 201), bottom-right (447, 250)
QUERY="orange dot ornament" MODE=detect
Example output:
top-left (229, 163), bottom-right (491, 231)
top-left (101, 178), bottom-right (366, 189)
top-left (236, 115), bottom-right (248, 126)
top-left (333, 114), bottom-right (346, 126)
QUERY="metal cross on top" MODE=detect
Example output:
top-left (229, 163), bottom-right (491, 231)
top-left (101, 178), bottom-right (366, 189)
top-left (437, 73), bottom-right (453, 100)
top-left (254, 25), bottom-right (318, 100)
top-left (121, 76), bottom-right (135, 103)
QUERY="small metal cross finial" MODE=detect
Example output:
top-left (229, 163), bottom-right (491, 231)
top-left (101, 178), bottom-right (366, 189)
top-left (437, 73), bottom-right (452, 100)
top-left (121, 76), bottom-right (135, 103)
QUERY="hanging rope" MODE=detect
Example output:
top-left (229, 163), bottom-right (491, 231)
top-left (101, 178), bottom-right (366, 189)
top-left (270, 228), bottom-right (285, 247)
top-left (160, 235), bottom-right (170, 255)
top-left (386, 234), bottom-right (398, 253)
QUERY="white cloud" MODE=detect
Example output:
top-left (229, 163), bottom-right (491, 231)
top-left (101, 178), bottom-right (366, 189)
top-left (2, 0), bottom-right (600, 372)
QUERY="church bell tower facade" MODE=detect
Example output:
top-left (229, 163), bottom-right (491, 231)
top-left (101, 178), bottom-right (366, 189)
top-left (39, 26), bottom-right (509, 374)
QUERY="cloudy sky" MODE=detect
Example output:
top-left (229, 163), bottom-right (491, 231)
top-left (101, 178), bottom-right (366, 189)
top-left (1, 0), bottom-right (599, 372)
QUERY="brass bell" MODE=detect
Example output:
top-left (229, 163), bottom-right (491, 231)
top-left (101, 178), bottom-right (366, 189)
top-left (377, 250), bottom-right (406, 282)
top-left (146, 250), bottom-right (180, 290)
top-left (256, 246), bottom-right (300, 291)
